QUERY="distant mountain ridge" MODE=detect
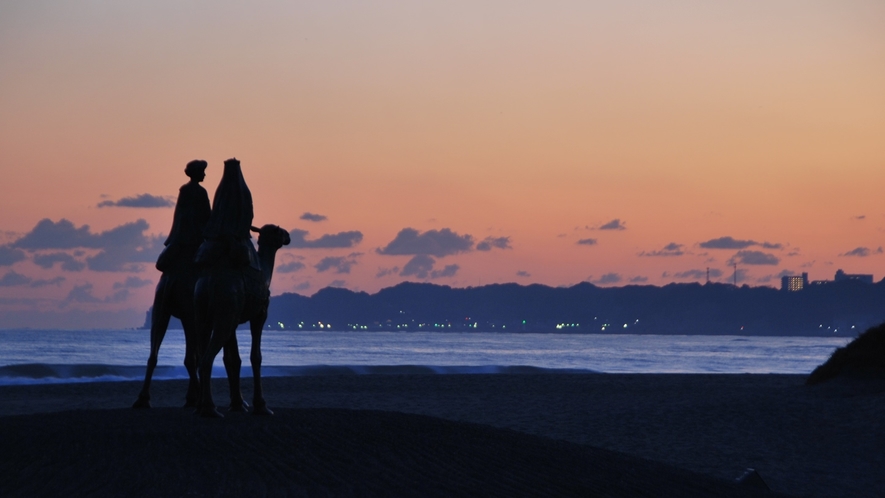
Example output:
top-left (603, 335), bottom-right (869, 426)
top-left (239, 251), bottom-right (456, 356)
top-left (146, 280), bottom-right (885, 336)
top-left (268, 280), bottom-right (885, 336)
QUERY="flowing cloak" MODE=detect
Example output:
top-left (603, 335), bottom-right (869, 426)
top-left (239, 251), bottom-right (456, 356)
top-left (203, 160), bottom-right (253, 240)
top-left (164, 182), bottom-right (211, 248)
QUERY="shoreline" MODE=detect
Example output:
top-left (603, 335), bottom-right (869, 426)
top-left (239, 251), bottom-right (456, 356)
top-left (2, 373), bottom-right (882, 497)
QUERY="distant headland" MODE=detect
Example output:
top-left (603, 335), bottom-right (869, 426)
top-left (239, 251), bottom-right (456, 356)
top-left (147, 275), bottom-right (885, 336)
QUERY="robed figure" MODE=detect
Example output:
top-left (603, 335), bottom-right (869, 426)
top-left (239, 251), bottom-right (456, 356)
top-left (196, 158), bottom-right (260, 269)
top-left (156, 160), bottom-right (211, 272)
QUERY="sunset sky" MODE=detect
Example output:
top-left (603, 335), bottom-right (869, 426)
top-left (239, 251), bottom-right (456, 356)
top-left (2, 1), bottom-right (884, 328)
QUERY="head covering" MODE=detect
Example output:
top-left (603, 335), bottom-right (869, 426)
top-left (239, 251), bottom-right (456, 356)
top-left (203, 158), bottom-right (253, 239)
top-left (184, 159), bottom-right (208, 177)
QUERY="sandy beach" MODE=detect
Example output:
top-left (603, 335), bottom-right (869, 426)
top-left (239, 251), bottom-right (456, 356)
top-left (1, 374), bottom-right (882, 497)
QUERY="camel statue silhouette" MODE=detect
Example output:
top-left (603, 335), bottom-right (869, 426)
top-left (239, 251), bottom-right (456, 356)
top-left (132, 257), bottom-right (201, 408)
top-left (195, 224), bottom-right (290, 417)
top-left (132, 159), bottom-right (244, 409)
top-left (131, 257), bottom-right (250, 409)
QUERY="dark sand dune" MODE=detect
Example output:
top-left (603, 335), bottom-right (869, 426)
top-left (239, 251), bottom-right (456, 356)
top-left (807, 323), bottom-right (885, 385)
top-left (1, 374), bottom-right (882, 497)
top-left (0, 407), bottom-right (774, 498)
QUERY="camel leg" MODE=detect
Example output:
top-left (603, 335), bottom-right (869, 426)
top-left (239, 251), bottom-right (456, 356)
top-left (197, 301), bottom-right (239, 418)
top-left (197, 328), bottom-right (228, 418)
top-left (180, 315), bottom-right (201, 408)
top-left (223, 334), bottom-right (247, 411)
top-left (133, 283), bottom-right (171, 409)
top-left (250, 316), bottom-right (273, 415)
top-left (193, 277), bottom-right (211, 372)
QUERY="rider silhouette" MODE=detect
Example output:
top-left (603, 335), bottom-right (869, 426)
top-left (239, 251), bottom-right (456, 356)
top-left (197, 158), bottom-right (259, 269)
top-left (156, 160), bottom-right (210, 272)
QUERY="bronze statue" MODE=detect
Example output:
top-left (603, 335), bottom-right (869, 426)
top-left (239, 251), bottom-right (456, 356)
top-left (194, 159), bottom-right (290, 417)
top-left (134, 160), bottom-right (209, 408)
top-left (133, 160), bottom-right (241, 409)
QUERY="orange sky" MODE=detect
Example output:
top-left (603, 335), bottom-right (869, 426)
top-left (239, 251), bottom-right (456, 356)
top-left (1, 1), bottom-right (884, 328)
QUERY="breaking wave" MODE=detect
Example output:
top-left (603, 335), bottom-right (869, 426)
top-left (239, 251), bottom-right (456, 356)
top-left (0, 363), bottom-right (597, 386)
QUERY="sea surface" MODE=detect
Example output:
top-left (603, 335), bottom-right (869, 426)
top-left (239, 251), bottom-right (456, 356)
top-left (0, 329), bottom-right (850, 385)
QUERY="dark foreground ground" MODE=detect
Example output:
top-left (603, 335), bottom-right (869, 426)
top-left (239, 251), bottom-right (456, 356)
top-left (1, 407), bottom-right (777, 498)
top-left (1, 374), bottom-right (882, 497)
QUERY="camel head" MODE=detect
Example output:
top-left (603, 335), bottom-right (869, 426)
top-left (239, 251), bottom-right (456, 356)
top-left (251, 224), bottom-right (291, 252)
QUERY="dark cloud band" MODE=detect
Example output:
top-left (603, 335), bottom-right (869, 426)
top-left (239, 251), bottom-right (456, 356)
top-left (289, 229), bottom-right (363, 249)
top-left (97, 194), bottom-right (174, 208)
top-left (378, 228), bottom-right (473, 257)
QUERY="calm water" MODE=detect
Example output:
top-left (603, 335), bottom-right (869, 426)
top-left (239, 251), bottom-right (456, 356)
top-left (0, 329), bottom-right (850, 385)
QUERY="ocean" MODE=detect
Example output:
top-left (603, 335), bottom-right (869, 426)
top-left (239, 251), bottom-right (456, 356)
top-left (0, 329), bottom-right (850, 385)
